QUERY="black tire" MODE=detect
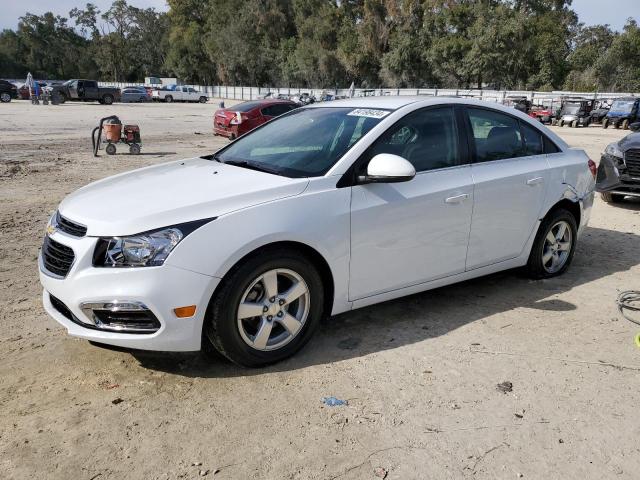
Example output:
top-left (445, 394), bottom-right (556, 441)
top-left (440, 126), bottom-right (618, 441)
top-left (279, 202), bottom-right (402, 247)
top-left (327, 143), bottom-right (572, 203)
top-left (601, 192), bottom-right (625, 203)
top-left (204, 248), bottom-right (325, 367)
top-left (102, 94), bottom-right (114, 105)
top-left (622, 119), bottom-right (629, 130)
top-left (603, 118), bottom-right (609, 129)
top-left (558, 120), bottom-right (564, 127)
top-left (165, 95), bottom-right (173, 103)
top-left (0, 92), bottom-right (11, 103)
top-left (199, 96), bottom-right (207, 104)
top-left (129, 143), bottom-right (141, 155)
top-left (526, 208), bottom-right (578, 280)
top-left (105, 143), bottom-right (117, 155)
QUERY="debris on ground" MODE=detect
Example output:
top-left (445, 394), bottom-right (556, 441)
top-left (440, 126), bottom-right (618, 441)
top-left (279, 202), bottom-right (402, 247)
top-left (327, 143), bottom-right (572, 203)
top-left (322, 396), bottom-right (347, 407)
top-left (373, 466), bottom-right (388, 478)
top-left (514, 409), bottom-right (525, 418)
top-left (199, 469), bottom-right (209, 476)
top-left (111, 397), bottom-right (124, 405)
top-left (497, 381), bottom-right (513, 394)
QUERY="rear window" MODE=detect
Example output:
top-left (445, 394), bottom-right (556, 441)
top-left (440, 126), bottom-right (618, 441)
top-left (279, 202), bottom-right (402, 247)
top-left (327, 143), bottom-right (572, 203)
top-left (233, 101), bottom-right (275, 112)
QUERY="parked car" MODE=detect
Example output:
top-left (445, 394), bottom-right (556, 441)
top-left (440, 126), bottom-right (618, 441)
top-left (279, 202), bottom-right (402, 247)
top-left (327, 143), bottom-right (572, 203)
top-left (556, 98), bottom-right (595, 127)
top-left (213, 99), bottom-right (298, 139)
top-left (602, 97), bottom-right (640, 130)
top-left (17, 81), bottom-right (47, 100)
top-left (152, 86), bottom-right (207, 103)
top-left (0, 79), bottom-right (18, 102)
top-left (121, 86), bottom-right (151, 103)
top-left (596, 122), bottom-right (640, 203)
top-left (528, 105), bottom-right (553, 124)
top-left (39, 97), bottom-right (595, 366)
top-left (50, 79), bottom-right (120, 104)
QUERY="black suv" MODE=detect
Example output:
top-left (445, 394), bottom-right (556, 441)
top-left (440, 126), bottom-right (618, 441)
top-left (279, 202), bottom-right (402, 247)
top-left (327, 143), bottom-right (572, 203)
top-left (0, 80), bottom-right (18, 102)
top-left (596, 122), bottom-right (640, 203)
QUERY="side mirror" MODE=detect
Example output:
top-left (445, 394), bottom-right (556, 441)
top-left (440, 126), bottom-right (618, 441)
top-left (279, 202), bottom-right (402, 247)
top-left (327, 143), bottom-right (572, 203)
top-left (359, 153), bottom-right (416, 184)
top-left (629, 122), bottom-right (640, 132)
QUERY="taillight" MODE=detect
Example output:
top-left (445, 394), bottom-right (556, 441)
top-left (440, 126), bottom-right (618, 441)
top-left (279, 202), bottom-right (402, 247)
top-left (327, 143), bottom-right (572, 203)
top-left (588, 159), bottom-right (597, 178)
top-left (230, 112), bottom-right (243, 125)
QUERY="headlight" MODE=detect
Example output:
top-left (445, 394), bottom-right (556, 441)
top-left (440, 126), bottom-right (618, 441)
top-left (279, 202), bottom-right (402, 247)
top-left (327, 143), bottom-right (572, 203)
top-left (604, 142), bottom-right (623, 159)
top-left (93, 219), bottom-right (214, 267)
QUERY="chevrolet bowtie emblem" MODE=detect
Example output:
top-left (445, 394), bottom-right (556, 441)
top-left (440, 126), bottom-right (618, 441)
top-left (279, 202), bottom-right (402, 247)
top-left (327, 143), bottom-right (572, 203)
top-left (46, 224), bottom-right (56, 235)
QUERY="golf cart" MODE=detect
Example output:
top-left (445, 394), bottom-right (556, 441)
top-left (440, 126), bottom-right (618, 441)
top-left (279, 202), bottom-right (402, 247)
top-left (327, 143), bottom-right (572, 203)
top-left (602, 97), bottom-right (640, 130)
top-left (503, 95), bottom-right (531, 113)
top-left (556, 97), bottom-right (595, 127)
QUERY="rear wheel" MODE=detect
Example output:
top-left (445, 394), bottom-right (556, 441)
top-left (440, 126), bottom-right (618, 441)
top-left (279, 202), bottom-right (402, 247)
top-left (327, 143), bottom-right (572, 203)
top-left (199, 96), bottom-right (207, 103)
top-left (204, 249), bottom-right (324, 367)
top-left (601, 192), bottom-right (625, 203)
top-left (526, 209), bottom-right (577, 279)
top-left (165, 95), bottom-right (173, 103)
top-left (0, 92), bottom-right (11, 103)
top-left (622, 119), bottom-right (630, 130)
top-left (603, 118), bottom-right (609, 129)
top-left (102, 94), bottom-right (114, 105)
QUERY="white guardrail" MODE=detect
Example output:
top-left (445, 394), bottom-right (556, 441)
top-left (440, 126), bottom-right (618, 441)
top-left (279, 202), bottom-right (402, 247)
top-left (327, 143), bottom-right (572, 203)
top-left (95, 82), bottom-right (637, 107)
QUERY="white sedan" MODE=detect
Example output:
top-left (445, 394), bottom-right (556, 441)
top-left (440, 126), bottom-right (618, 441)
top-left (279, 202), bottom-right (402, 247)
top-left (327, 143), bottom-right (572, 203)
top-left (39, 97), bottom-right (595, 366)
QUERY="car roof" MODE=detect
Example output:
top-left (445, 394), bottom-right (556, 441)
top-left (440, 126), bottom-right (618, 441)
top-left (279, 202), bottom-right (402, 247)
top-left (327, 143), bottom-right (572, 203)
top-left (305, 95), bottom-right (535, 113)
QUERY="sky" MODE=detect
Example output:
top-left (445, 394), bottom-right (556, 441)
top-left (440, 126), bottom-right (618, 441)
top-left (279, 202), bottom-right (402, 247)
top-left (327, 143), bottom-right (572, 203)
top-left (0, 0), bottom-right (639, 31)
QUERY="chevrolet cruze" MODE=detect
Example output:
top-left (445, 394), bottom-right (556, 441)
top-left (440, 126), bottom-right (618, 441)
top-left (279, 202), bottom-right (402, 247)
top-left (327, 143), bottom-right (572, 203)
top-left (39, 97), bottom-right (596, 366)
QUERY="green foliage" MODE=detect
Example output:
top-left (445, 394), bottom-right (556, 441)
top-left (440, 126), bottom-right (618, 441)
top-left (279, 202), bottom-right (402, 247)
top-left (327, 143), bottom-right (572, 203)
top-left (0, 0), bottom-right (638, 93)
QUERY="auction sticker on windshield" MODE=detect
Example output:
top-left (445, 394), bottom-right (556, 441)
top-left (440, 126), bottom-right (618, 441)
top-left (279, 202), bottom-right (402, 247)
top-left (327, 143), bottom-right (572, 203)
top-left (347, 109), bottom-right (390, 119)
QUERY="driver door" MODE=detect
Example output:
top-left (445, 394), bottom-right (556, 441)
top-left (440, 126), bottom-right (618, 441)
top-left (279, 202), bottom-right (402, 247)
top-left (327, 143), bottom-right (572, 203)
top-left (349, 106), bottom-right (474, 300)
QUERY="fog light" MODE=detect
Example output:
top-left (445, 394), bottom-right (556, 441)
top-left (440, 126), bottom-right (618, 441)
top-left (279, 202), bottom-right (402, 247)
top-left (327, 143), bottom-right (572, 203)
top-left (174, 305), bottom-right (196, 318)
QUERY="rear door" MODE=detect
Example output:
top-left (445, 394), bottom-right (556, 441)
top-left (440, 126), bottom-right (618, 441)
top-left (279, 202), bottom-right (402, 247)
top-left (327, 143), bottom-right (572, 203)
top-left (68, 80), bottom-right (79, 99)
top-left (349, 106), bottom-right (474, 300)
top-left (464, 107), bottom-right (549, 270)
top-left (83, 80), bottom-right (99, 99)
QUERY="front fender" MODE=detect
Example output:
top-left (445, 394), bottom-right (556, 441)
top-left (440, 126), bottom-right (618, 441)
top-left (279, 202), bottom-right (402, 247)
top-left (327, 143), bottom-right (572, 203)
top-left (165, 178), bottom-right (352, 315)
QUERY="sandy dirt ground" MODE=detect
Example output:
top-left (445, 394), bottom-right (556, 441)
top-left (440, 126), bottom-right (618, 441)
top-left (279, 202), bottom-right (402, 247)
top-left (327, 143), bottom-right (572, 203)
top-left (1, 100), bottom-right (639, 480)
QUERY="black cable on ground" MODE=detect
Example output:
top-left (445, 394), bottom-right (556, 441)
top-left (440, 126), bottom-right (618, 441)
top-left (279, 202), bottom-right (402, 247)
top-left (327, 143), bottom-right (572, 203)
top-left (616, 291), bottom-right (640, 348)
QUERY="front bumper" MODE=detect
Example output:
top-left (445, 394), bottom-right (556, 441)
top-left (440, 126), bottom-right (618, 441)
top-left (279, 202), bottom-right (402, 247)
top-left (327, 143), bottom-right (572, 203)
top-left (39, 231), bottom-right (219, 351)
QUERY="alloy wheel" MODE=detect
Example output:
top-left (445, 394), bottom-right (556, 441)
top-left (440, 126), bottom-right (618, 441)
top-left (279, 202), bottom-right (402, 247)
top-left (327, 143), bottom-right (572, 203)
top-left (0, 93), bottom-right (10, 102)
top-left (237, 268), bottom-right (310, 351)
top-left (541, 220), bottom-right (573, 274)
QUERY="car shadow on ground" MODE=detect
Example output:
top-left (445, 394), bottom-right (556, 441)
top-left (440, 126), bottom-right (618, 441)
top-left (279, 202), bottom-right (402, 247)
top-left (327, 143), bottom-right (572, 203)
top-left (125, 225), bottom-right (640, 377)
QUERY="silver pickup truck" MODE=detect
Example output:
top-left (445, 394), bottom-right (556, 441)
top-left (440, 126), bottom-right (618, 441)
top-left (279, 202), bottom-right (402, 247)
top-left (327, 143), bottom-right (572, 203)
top-left (152, 86), bottom-right (208, 103)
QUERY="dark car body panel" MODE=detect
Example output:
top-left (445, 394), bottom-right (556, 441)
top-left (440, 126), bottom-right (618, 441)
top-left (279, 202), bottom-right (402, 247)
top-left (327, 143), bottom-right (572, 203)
top-left (596, 131), bottom-right (640, 197)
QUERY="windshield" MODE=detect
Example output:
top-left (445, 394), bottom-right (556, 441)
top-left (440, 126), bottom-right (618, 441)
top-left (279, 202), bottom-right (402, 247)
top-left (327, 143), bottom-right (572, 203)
top-left (563, 104), bottom-right (580, 114)
top-left (214, 107), bottom-right (387, 177)
top-left (610, 100), bottom-right (635, 113)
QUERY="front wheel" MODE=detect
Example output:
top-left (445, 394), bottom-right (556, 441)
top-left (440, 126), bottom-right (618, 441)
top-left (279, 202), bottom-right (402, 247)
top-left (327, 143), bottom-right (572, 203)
top-left (165, 95), bottom-right (173, 103)
top-left (526, 209), bottom-right (577, 279)
top-left (204, 249), bottom-right (324, 367)
top-left (603, 118), bottom-right (609, 129)
top-left (102, 94), bottom-right (114, 105)
top-left (622, 119), bottom-right (630, 130)
top-left (0, 92), bottom-right (11, 103)
top-left (105, 143), bottom-right (117, 155)
top-left (199, 96), bottom-right (207, 103)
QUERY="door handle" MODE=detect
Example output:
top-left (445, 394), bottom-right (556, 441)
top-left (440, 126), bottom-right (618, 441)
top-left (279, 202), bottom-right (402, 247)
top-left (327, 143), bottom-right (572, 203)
top-left (526, 176), bottom-right (544, 186)
top-left (444, 193), bottom-right (469, 204)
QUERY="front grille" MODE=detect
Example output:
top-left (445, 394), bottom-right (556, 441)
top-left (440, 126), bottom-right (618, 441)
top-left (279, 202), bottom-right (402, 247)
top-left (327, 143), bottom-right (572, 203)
top-left (41, 236), bottom-right (75, 277)
top-left (56, 212), bottom-right (87, 237)
top-left (625, 149), bottom-right (640, 177)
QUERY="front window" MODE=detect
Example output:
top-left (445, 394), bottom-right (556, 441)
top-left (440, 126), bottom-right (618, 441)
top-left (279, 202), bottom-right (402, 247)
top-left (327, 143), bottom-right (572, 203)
top-left (562, 104), bottom-right (581, 115)
top-left (213, 107), bottom-right (387, 178)
top-left (610, 100), bottom-right (635, 113)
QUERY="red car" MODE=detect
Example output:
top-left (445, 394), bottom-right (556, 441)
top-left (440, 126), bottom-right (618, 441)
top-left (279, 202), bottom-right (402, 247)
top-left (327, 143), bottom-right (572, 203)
top-left (213, 99), bottom-right (298, 139)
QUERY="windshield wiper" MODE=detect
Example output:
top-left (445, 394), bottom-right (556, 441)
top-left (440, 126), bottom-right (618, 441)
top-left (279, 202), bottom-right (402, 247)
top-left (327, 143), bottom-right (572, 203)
top-left (223, 159), bottom-right (283, 176)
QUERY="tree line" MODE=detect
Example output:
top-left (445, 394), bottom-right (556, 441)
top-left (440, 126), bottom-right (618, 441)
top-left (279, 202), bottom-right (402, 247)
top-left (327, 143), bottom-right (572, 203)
top-left (0, 0), bottom-right (638, 92)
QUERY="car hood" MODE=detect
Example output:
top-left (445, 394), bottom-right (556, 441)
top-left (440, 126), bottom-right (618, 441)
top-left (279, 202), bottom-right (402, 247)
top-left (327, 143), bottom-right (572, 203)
top-left (59, 157), bottom-right (309, 236)
top-left (619, 132), bottom-right (640, 151)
